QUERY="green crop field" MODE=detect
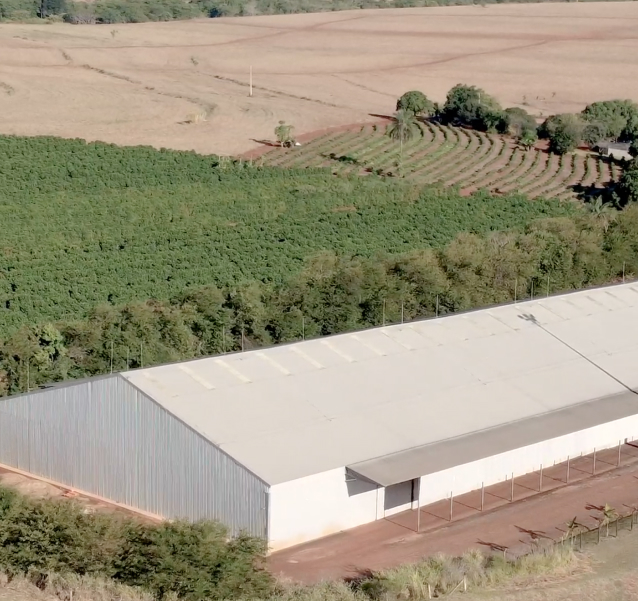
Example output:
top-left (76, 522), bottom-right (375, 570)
top-left (0, 136), bottom-right (579, 335)
top-left (258, 122), bottom-right (621, 201)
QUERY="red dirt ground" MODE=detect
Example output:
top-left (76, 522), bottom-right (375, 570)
top-left (0, 465), bottom-right (160, 523)
top-left (270, 442), bottom-right (638, 583)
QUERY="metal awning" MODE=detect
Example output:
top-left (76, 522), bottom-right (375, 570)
top-left (347, 390), bottom-right (638, 487)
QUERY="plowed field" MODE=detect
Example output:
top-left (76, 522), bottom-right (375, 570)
top-left (1, 2), bottom-right (638, 155)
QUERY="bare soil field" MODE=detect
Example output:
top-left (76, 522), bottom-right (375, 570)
top-left (1, 3), bottom-right (638, 155)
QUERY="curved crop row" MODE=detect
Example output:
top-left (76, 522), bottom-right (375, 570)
top-left (257, 123), bottom-right (622, 200)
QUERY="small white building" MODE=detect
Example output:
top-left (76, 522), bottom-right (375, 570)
top-left (2, 283), bottom-right (638, 552)
top-left (597, 141), bottom-right (633, 161)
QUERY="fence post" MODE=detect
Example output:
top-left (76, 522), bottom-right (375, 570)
top-left (510, 472), bottom-right (514, 502)
top-left (597, 525), bottom-right (601, 544)
top-left (566, 456), bottom-right (570, 483)
top-left (593, 448), bottom-right (596, 475)
top-left (618, 440), bottom-right (622, 467)
top-left (539, 464), bottom-right (543, 492)
top-left (481, 482), bottom-right (484, 511)
top-left (450, 491), bottom-right (453, 521)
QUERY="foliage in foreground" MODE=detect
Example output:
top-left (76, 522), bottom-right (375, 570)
top-left (0, 485), bottom-right (271, 601)
top-left (0, 135), bottom-right (576, 335)
top-left (0, 525), bottom-right (575, 601)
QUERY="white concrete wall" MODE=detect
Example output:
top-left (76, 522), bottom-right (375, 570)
top-left (268, 468), bottom-right (384, 552)
top-left (268, 413), bottom-right (638, 551)
top-left (418, 414), bottom-right (638, 505)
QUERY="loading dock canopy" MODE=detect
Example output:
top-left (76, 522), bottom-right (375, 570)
top-left (122, 283), bottom-right (638, 486)
top-left (347, 390), bottom-right (638, 487)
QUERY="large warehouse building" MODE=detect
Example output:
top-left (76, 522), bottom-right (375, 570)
top-left (1, 282), bottom-right (638, 551)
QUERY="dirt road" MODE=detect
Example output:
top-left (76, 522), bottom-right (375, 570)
top-left (270, 443), bottom-right (638, 583)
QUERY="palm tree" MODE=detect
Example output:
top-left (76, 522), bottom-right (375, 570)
top-left (587, 197), bottom-right (616, 232)
top-left (386, 110), bottom-right (419, 176)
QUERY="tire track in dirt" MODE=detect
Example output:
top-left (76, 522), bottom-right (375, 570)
top-left (330, 74), bottom-right (396, 99)
top-left (198, 71), bottom-right (346, 109)
top-left (220, 39), bottom-right (552, 77)
top-left (80, 63), bottom-right (217, 115)
top-left (62, 14), bottom-right (370, 51)
top-left (0, 82), bottom-right (15, 96)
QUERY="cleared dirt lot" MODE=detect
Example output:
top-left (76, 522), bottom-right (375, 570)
top-left (1, 3), bottom-right (638, 155)
top-left (270, 443), bottom-right (638, 584)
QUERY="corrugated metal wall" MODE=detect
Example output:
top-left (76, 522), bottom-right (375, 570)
top-left (0, 376), bottom-right (268, 538)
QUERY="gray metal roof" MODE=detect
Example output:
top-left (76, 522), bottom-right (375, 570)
top-left (598, 141), bottom-right (631, 151)
top-left (349, 390), bottom-right (638, 486)
top-left (122, 283), bottom-right (638, 486)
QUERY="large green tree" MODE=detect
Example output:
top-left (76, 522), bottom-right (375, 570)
top-left (441, 84), bottom-right (504, 132)
top-left (616, 159), bottom-right (638, 207)
top-left (396, 90), bottom-right (435, 117)
top-left (539, 114), bottom-right (583, 155)
top-left (502, 107), bottom-right (537, 137)
top-left (581, 100), bottom-right (638, 142)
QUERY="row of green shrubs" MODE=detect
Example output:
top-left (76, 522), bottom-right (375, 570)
top-left (0, 485), bottom-right (272, 601)
top-left (0, 483), bottom-right (575, 601)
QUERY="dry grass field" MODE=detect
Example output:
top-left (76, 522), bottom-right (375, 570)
top-left (1, 3), bottom-right (638, 156)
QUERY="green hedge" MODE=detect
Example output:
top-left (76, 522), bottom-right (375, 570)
top-left (0, 485), bottom-right (272, 600)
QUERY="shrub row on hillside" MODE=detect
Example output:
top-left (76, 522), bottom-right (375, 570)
top-left (398, 86), bottom-right (638, 158)
top-left (395, 86), bottom-right (638, 206)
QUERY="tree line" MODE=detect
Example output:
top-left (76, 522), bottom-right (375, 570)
top-left (0, 0), bottom-right (628, 23)
top-left (3, 205), bottom-right (637, 396)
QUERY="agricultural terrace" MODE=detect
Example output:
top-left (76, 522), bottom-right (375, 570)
top-left (256, 121), bottom-right (623, 201)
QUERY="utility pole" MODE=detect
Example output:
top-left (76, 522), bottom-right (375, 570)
top-left (249, 66), bottom-right (253, 97)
